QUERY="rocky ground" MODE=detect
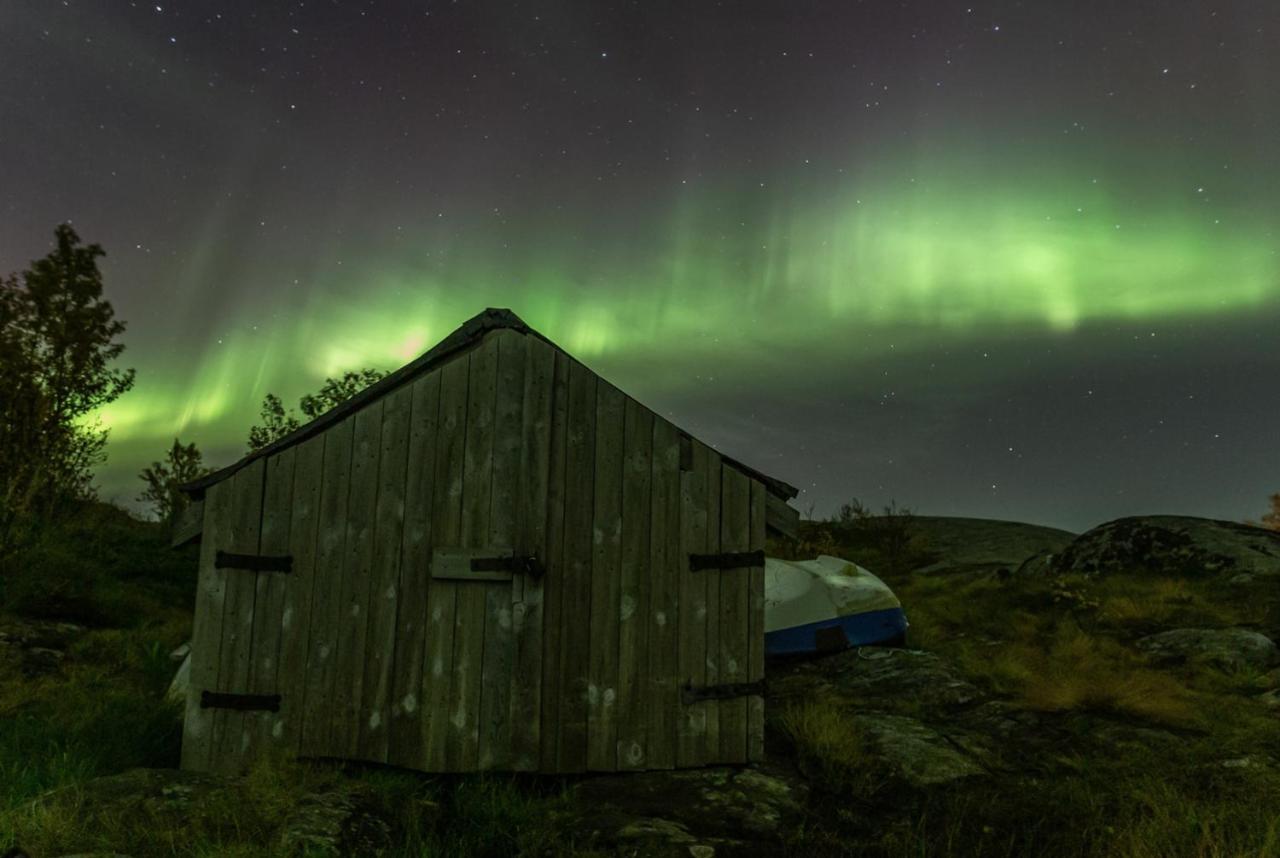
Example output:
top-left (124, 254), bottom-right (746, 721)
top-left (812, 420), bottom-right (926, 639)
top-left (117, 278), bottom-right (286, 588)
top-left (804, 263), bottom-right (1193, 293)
top-left (4, 513), bottom-right (1280, 856)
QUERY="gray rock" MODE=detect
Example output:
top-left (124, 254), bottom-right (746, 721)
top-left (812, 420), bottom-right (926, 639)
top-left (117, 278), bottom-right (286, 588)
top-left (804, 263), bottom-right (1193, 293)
top-left (0, 618), bottom-right (86, 679)
top-left (1014, 551), bottom-right (1056, 577)
top-left (276, 781), bottom-right (394, 857)
top-left (852, 713), bottom-right (987, 786)
top-left (1136, 627), bottom-right (1279, 671)
top-left (769, 647), bottom-right (982, 716)
top-left (1054, 516), bottom-right (1280, 578)
top-left (573, 764), bottom-right (807, 857)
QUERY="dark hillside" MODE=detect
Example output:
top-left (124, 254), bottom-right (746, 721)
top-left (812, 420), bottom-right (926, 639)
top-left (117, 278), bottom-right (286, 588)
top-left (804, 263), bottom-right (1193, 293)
top-left (4, 507), bottom-right (1280, 857)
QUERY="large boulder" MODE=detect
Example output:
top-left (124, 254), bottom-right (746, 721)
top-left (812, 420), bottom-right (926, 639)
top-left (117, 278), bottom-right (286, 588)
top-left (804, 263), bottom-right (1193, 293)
top-left (1053, 516), bottom-right (1280, 578)
top-left (1136, 627), bottom-right (1280, 671)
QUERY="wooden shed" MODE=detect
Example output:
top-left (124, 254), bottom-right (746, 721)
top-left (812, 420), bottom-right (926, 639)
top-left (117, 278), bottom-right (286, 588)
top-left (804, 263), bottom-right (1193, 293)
top-left (176, 308), bottom-right (800, 776)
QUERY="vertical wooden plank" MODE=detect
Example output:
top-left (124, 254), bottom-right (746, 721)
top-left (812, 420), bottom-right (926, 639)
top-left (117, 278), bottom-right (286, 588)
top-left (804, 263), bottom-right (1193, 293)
top-left (676, 437), bottom-right (708, 768)
top-left (645, 418), bottom-right (680, 770)
top-left (717, 466), bottom-right (751, 765)
top-left (247, 446), bottom-right (297, 761)
top-left (747, 479), bottom-right (767, 763)
top-left (358, 384), bottom-right (413, 763)
top-left (703, 448), bottom-right (723, 764)
top-left (587, 382), bottom-right (624, 771)
top-left (298, 418), bottom-right (354, 758)
top-left (616, 398), bottom-right (653, 770)
top-left (389, 370), bottom-right (441, 771)
top-left (556, 359), bottom-right (597, 773)
top-left (478, 330), bottom-right (525, 770)
top-left (274, 433), bottom-right (324, 759)
top-left (510, 336), bottom-right (555, 771)
top-left (422, 357), bottom-right (469, 771)
top-left (211, 458), bottom-right (267, 775)
top-left (332, 400), bottom-right (384, 760)
top-left (538, 350), bottom-right (571, 771)
top-left (181, 480), bottom-right (232, 772)
top-left (449, 333), bottom-right (498, 771)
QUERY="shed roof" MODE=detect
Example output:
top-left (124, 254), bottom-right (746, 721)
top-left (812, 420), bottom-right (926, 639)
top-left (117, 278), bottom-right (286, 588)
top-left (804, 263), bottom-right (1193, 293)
top-left (180, 307), bottom-right (799, 502)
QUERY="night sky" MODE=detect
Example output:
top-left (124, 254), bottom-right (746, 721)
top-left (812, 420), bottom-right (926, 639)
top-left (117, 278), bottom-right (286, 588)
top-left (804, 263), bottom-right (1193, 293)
top-left (3, 1), bottom-right (1277, 532)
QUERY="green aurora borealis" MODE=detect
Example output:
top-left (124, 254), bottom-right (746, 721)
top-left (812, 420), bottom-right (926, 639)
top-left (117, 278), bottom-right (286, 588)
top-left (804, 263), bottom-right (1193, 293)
top-left (6, 0), bottom-right (1278, 530)
top-left (93, 158), bottom-right (1279, 511)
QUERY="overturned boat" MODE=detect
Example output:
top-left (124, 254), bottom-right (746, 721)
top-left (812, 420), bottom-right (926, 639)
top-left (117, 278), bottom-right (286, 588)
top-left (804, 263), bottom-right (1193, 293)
top-left (764, 554), bottom-right (908, 657)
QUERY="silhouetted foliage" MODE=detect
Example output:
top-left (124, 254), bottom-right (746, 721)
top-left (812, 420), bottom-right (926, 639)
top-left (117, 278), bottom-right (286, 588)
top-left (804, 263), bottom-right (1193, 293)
top-left (246, 368), bottom-right (386, 452)
top-left (1258, 493), bottom-right (1280, 532)
top-left (137, 438), bottom-right (213, 525)
top-left (246, 392), bottom-right (300, 452)
top-left (299, 367), bottom-right (385, 420)
top-left (0, 225), bottom-right (135, 551)
top-left (824, 498), bottom-right (932, 575)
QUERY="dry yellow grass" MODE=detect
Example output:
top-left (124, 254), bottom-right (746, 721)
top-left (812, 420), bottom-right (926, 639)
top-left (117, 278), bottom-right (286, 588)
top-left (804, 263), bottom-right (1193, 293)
top-left (778, 698), bottom-right (866, 768)
top-left (1094, 575), bottom-right (1253, 630)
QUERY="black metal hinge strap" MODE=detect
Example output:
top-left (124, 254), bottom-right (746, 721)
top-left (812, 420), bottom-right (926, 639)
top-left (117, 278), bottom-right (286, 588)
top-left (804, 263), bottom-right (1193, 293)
top-left (200, 690), bottom-right (281, 712)
top-left (681, 679), bottom-right (767, 705)
top-left (215, 550), bottom-right (293, 573)
top-left (471, 554), bottom-right (545, 578)
top-left (688, 550), bottom-right (765, 572)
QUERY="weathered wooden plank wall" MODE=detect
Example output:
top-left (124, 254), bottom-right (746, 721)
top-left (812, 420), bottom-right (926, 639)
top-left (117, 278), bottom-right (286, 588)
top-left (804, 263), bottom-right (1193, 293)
top-left (389, 370), bottom-right (441, 770)
top-left (274, 433), bottom-right (324, 759)
top-left (702, 446), bottom-right (723, 763)
top-left (422, 356), bottom-right (469, 770)
top-left (716, 465), bottom-right (751, 765)
top-left (332, 400), bottom-right (384, 759)
top-left (616, 398), bottom-right (653, 770)
top-left (511, 336), bottom-right (555, 771)
top-left (676, 439), bottom-right (709, 767)
top-left (247, 446), bottom-right (296, 760)
top-left (645, 418), bottom-right (681, 770)
top-left (359, 383), bottom-right (413, 763)
top-left (298, 416), bottom-right (354, 758)
top-left (450, 333), bottom-right (498, 770)
top-left (210, 459), bottom-right (267, 775)
top-left (181, 479), bottom-right (232, 772)
top-left (556, 358), bottom-right (597, 772)
top-left (538, 349), bottom-right (571, 771)
top-left (479, 330), bottom-right (525, 769)
top-left (748, 479), bottom-right (767, 762)
top-left (587, 381), bottom-right (624, 770)
top-left (186, 327), bottom-right (771, 775)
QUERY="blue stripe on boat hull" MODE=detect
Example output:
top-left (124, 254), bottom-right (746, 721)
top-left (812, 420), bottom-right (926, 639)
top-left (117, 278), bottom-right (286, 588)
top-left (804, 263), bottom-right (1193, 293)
top-left (765, 607), bottom-right (909, 657)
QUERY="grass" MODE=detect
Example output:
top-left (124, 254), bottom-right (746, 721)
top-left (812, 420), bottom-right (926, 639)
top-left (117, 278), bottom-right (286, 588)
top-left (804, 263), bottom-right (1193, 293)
top-left (773, 519), bottom-right (1280, 858)
top-left (0, 508), bottom-right (591, 856)
top-left (5, 506), bottom-right (1280, 856)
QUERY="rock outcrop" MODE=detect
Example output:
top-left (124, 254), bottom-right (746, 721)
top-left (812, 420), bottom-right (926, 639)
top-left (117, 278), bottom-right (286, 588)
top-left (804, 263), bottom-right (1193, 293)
top-left (572, 765), bottom-right (807, 856)
top-left (1052, 516), bottom-right (1280, 579)
top-left (0, 618), bottom-right (86, 678)
top-left (1136, 627), bottom-right (1280, 671)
